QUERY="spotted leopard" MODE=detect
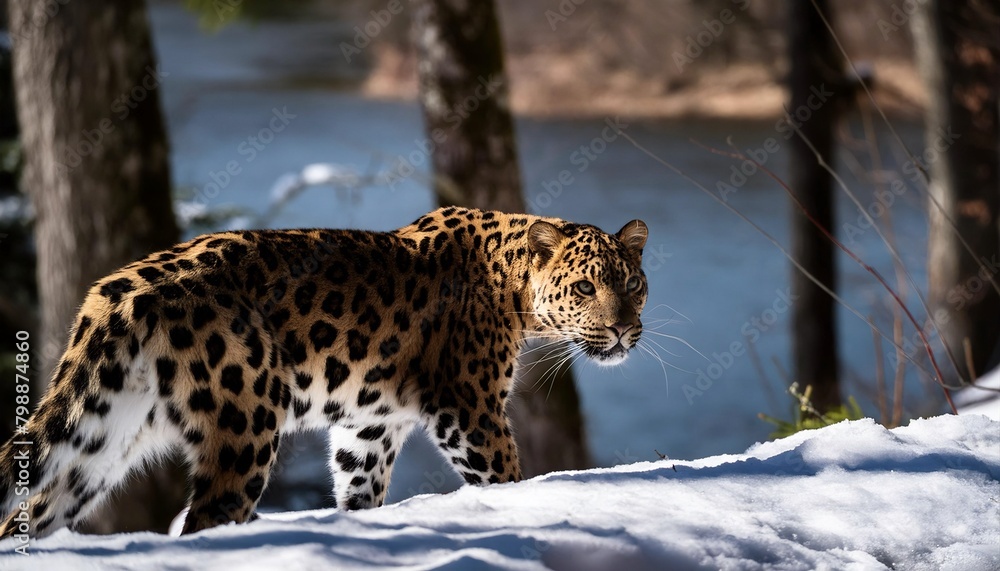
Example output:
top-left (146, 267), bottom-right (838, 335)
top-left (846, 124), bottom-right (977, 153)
top-left (0, 207), bottom-right (648, 538)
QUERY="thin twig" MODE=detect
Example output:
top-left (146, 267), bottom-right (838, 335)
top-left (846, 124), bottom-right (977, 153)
top-left (746, 334), bottom-right (781, 415)
top-left (872, 324), bottom-right (888, 425)
top-left (858, 98), bottom-right (914, 425)
top-left (771, 356), bottom-right (793, 408)
top-left (963, 338), bottom-right (979, 384)
top-left (891, 308), bottom-right (907, 427)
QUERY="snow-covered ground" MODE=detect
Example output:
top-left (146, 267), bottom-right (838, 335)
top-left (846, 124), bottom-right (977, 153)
top-left (2, 413), bottom-right (996, 570)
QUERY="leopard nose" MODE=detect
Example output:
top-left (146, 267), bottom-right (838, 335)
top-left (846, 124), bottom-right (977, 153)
top-left (607, 322), bottom-right (635, 339)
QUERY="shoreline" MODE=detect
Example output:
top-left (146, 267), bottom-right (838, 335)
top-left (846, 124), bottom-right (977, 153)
top-left (361, 47), bottom-right (926, 121)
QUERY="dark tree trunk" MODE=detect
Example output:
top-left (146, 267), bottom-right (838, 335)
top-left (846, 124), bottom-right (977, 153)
top-left (412, 0), bottom-right (590, 475)
top-left (412, 0), bottom-right (523, 213)
top-left (911, 0), bottom-right (1000, 382)
top-left (8, 0), bottom-right (185, 533)
top-left (787, 0), bottom-right (844, 413)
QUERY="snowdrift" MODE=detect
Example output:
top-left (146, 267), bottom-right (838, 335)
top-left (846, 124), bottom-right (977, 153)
top-left (2, 414), bottom-right (997, 570)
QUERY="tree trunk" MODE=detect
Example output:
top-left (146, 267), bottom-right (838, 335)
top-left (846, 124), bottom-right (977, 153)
top-left (8, 0), bottom-right (185, 533)
top-left (412, 0), bottom-right (590, 475)
top-left (787, 0), bottom-right (844, 413)
top-left (911, 0), bottom-right (1000, 382)
top-left (9, 0), bottom-right (179, 380)
top-left (412, 0), bottom-right (523, 213)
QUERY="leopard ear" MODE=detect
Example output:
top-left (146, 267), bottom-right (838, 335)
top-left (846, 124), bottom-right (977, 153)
top-left (616, 220), bottom-right (648, 255)
top-left (528, 221), bottom-right (567, 264)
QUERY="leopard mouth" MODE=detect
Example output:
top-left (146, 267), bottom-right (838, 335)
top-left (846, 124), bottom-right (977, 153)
top-left (582, 341), bottom-right (630, 366)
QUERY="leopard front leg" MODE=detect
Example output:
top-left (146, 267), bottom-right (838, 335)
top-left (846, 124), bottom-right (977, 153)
top-left (425, 404), bottom-right (522, 485)
top-left (328, 422), bottom-right (413, 510)
top-left (180, 425), bottom-right (283, 535)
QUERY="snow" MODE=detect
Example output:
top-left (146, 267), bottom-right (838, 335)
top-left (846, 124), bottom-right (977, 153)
top-left (268, 163), bottom-right (365, 204)
top-left (3, 415), bottom-right (997, 570)
top-left (956, 366), bottom-right (1000, 421)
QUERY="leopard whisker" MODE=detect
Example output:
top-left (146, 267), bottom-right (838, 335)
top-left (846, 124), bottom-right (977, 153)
top-left (518, 338), bottom-right (571, 357)
top-left (636, 334), bottom-right (683, 358)
top-left (644, 317), bottom-right (686, 327)
top-left (642, 330), bottom-right (709, 361)
top-left (644, 303), bottom-right (693, 324)
top-left (525, 344), bottom-right (577, 374)
top-left (548, 348), bottom-right (587, 401)
top-left (529, 346), bottom-right (577, 390)
top-left (639, 337), bottom-right (696, 374)
top-left (637, 341), bottom-right (671, 395)
top-left (533, 352), bottom-right (569, 392)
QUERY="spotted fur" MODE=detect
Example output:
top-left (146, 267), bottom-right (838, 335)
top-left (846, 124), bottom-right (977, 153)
top-left (0, 207), bottom-right (648, 537)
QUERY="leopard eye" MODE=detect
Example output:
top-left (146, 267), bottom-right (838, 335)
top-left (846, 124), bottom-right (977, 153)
top-left (626, 276), bottom-right (641, 291)
top-left (574, 280), bottom-right (596, 296)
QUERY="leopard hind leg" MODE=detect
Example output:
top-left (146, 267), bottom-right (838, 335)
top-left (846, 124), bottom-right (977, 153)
top-left (0, 369), bottom-right (170, 540)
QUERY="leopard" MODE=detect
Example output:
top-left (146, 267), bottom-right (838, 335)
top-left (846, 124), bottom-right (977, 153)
top-left (0, 206), bottom-right (648, 539)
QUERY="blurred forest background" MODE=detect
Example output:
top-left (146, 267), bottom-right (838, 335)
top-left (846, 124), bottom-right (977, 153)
top-left (0, 0), bottom-right (996, 535)
top-left (310, 0), bottom-right (925, 117)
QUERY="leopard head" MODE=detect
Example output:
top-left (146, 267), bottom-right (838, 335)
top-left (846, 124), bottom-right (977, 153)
top-left (526, 218), bottom-right (649, 366)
